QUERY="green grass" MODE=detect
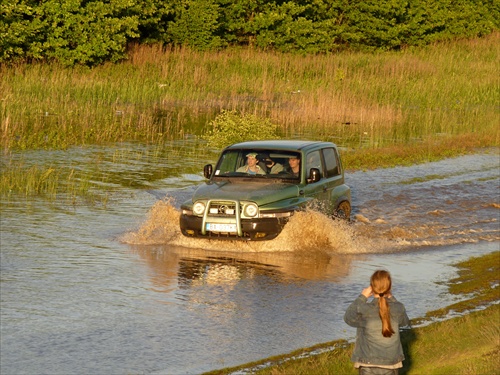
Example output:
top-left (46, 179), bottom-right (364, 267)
top-left (418, 251), bottom-right (500, 323)
top-left (1, 33), bottom-right (498, 151)
top-left (0, 159), bottom-right (110, 205)
top-left (0, 139), bottom-right (210, 201)
top-left (402, 307), bottom-right (499, 375)
top-left (340, 135), bottom-right (498, 171)
top-left (1, 33), bottom-right (499, 201)
top-left (205, 252), bottom-right (500, 375)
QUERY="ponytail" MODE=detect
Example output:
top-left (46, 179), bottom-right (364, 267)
top-left (370, 270), bottom-right (395, 338)
top-left (378, 294), bottom-right (395, 337)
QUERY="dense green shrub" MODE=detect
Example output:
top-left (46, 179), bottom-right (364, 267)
top-left (0, 0), bottom-right (140, 65)
top-left (205, 110), bottom-right (281, 149)
top-left (1, 0), bottom-right (498, 65)
top-left (165, 0), bottom-right (225, 50)
top-left (1, 0), bottom-right (45, 61)
top-left (133, 0), bottom-right (175, 44)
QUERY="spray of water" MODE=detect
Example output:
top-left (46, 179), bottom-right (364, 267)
top-left (122, 198), bottom-right (397, 254)
top-left (122, 198), bottom-right (180, 245)
top-left (124, 193), bottom-right (500, 254)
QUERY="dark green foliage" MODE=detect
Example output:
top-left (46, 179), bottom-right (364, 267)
top-left (133, 0), bottom-right (175, 44)
top-left (1, 0), bottom-right (45, 61)
top-left (336, 0), bottom-right (410, 50)
top-left (248, 2), bottom-right (335, 53)
top-left (165, 0), bottom-right (225, 50)
top-left (1, 0), bottom-right (498, 65)
top-left (401, 0), bottom-right (500, 46)
top-left (1, 0), bottom-right (140, 66)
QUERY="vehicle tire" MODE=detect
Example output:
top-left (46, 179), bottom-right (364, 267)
top-left (334, 201), bottom-right (351, 221)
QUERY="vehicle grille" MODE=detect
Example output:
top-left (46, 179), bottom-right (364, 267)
top-left (207, 201), bottom-right (240, 217)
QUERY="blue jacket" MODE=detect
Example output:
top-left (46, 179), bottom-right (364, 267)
top-left (344, 294), bottom-right (410, 366)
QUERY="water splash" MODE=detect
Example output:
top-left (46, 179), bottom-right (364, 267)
top-left (122, 198), bottom-right (359, 253)
top-left (122, 198), bottom-right (181, 245)
top-left (123, 176), bottom-right (500, 252)
top-left (122, 198), bottom-right (391, 254)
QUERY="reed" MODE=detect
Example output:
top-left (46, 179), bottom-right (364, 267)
top-left (1, 34), bottom-right (498, 201)
top-left (0, 138), bottom-right (212, 201)
top-left (1, 33), bottom-right (498, 151)
top-left (0, 160), bottom-right (108, 204)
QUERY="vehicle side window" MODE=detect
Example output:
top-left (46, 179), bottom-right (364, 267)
top-left (322, 148), bottom-right (340, 177)
top-left (217, 152), bottom-right (239, 174)
top-left (306, 150), bottom-right (323, 177)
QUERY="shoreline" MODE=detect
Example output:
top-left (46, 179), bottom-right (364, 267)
top-left (205, 250), bottom-right (500, 375)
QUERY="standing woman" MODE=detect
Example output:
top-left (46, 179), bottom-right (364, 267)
top-left (344, 270), bottom-right (410, 375)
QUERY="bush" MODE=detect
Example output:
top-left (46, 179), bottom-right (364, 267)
top-left (0, 0), bottom-right (140, 66)
top-left (205, 110), bottom-right (281, 149)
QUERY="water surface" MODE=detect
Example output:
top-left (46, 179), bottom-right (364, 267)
top-left (1, 145), bottom-right (498, 374)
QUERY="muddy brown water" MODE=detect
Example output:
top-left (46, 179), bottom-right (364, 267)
top-left (1, 144), bottom-right (499, 374)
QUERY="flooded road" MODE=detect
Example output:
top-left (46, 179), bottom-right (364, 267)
top-left (1, 145), bottom-right (498, 374)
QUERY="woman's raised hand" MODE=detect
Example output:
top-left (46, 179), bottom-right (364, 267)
top-left (362, 286), bottom-right (373, 298)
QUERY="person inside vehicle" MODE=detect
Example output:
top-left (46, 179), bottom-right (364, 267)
top-left (287, 155), bottom-right (300, 177)
top-left (236, 152), bottom-right (266, 175)
top-left (260, 154), bottom-right (284, 174)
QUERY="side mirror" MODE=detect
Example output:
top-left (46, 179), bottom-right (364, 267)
top-left (307, 168), bottom-right (321, 183)
top-left (203, 164), bottom-right (213, 179)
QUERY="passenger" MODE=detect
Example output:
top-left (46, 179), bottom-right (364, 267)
top-left (344, 270), bottom-right (410, 375)
top-left (261, 154), bottom-right (284, 174)
top-left (236, 152), bottom-right (266, 175)
top-left (287, 155), bottom-right (300, 177)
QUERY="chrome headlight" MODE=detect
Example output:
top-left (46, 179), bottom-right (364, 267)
top-left (244, 203), bottom-right (258, 217)
top-left (193, 202), bottom-right (206, 215)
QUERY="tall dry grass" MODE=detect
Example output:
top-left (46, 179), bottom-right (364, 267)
top-left (1, 32), bottom-right (498, 151)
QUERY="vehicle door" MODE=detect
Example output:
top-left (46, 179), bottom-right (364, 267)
top-left (302, 150), bottom-right (328, 212)
top-left (318, 147), bottom-right (344, 215)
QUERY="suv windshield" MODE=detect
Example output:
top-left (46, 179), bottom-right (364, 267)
top-left (213, 149), bottom-right (301, 179)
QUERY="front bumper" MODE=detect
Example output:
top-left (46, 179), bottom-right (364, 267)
top-left (180, 214), bottom-right (289, 241)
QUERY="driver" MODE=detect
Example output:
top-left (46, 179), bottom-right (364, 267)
top-left (236, 152), bottom-right (266, 175)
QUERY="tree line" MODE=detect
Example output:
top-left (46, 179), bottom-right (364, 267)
top-left (2, 0), bottom-right (499, 66)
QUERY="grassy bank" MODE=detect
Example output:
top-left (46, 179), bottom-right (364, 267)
top-left (1, 33), bottom-right (498, 199)
top-left (206, 251), bottom-right (500, 375)
top-left (1, 33), bottom-right (499, 151)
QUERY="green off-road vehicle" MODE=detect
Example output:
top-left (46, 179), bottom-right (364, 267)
top-left (180, 140), bottom-right (351, 241)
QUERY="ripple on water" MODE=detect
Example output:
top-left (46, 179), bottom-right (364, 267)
top-left (1, 148), bottom-right (499, 374)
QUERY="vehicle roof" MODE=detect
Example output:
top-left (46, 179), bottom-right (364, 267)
top-left (224, 140), bottom-right (337, 152)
